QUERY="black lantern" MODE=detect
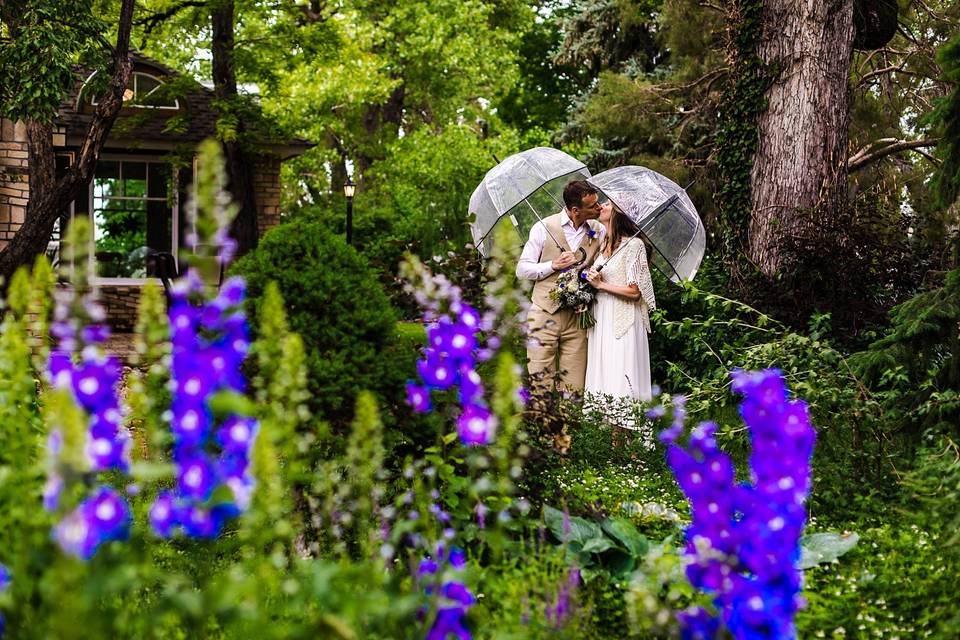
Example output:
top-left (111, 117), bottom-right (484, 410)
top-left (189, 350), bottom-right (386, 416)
top-left (343, 176), bottom-right (355, 246)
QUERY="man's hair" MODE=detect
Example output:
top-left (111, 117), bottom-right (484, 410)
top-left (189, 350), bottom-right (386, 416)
top-left (563, 180), bottom-right (598, 210)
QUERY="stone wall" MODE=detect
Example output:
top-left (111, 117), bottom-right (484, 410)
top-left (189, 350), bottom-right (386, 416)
top-left (0, 118), bottom-right (29, 249)
top-left (254, 157), bottom-right (282, 236)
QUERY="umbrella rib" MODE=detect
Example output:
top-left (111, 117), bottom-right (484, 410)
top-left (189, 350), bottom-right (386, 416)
top-left (598, 192), bottom-right (682, 276)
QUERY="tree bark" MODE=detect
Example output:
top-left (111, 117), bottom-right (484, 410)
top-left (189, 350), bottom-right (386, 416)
top-left (211, 0), bottom-right (259, 258)
top-left (0, 0), bottom-right (136, 284)
top-left (748, 0), bottom-right (855, 276)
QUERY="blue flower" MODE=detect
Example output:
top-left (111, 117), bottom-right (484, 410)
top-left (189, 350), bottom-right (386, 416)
top-left (663, 370), bottom-right (814, 640)
top-left (0, 563), bottom-right (10, 592)
top-left (150, 268), bottom-right (258, 539)
top-left (406, 382), bottom-right (433, 413)
top-left (456, 404), bottom-right (497, 446)
top-left (53, 487), bottom-right (131, 560)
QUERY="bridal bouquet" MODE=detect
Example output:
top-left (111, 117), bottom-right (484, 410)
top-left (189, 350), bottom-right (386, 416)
top-left (549, 268), bottom-right (597, 330)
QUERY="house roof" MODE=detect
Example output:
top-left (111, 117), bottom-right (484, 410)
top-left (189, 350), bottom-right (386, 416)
top-left (56, 51), bottom-right (313, 159)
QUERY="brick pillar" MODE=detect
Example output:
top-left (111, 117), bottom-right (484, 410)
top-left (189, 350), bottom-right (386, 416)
top-left (253, 157), bottom-right (282, 236)
top-left (0, 118), bottom-right (30, 251)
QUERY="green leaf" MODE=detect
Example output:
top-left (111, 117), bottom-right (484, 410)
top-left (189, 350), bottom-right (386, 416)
top-left (601, 517), bottom-right (649, 557)
top-left (581, 535), bottom-right (616, 554)
top-left (544, 505), bottom-right (602, 546)
top-left (798, 532), bottom-right (860, 569)
top-left (208, 389), bottom-right (257, 417)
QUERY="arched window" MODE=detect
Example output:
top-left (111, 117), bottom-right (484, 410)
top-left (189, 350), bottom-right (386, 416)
top-left (87, 71), bottom-right (180, 110)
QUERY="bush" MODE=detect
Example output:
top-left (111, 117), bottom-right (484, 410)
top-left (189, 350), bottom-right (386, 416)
top-left (232, 215), bottom-right (411, 430)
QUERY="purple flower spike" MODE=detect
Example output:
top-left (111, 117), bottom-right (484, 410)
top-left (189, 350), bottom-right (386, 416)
top-left (0, 564), bottom-right (10, 592)
top-left (665, 370), bottom-right (815, 640)
top-left (448, 547), bottom-right (466, 569)
top-left (217, 416), bottom-right (258, 453)
top-left (406, 382), bottom-right (432, 413)
top-left (177, 454), bottom-right (218, 501)
top-left (417, 356), bottom-right (457, 390)
top-left (426, 607), bottom-right (471, 640)
top-left (54, 508), bottom-right (100, 560)
top-left (149, 491), bottom-right (178, 538)
top-left (456, 404), bottom-right (497, 446)
top-left (87, 487), bottom-right (132, 541)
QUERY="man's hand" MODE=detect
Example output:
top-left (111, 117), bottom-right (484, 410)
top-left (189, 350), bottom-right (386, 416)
top-left (551, 251), bottom-right (578, 271)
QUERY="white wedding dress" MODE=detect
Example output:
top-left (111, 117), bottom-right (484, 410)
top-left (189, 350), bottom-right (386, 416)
top-left (584, 237), bottom-right (656, 430)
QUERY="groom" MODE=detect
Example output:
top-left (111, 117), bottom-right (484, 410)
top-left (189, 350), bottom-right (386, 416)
top-left (516, 180), bottom-right (604, 392)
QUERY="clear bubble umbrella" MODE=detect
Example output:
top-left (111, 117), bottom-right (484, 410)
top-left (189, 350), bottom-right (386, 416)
top-left (469, 147), bottom-right (591, 259)
top-left (587, 165), bottom-right (705, 282)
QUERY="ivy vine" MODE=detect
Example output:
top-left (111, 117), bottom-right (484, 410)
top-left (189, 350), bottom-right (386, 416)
top-left (714, 0), bottom-right (776, 263)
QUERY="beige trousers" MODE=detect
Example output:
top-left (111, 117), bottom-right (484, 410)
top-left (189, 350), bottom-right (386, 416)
top-left (526, 304), bottom-right (588, 392)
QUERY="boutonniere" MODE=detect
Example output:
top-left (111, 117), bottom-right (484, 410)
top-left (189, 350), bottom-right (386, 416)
top-left (586, 226), bottom-right (597, 245)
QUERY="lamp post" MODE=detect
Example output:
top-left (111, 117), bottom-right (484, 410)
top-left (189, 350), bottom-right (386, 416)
top-left (343, 176), bottom-right (355, 246)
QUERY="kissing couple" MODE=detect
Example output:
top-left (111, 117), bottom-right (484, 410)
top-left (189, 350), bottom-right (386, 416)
top-left (516, 180), bottom-right (657, 435)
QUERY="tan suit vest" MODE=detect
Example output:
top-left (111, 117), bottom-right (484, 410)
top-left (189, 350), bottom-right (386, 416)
top-left (530, 213), bottom-right (603, 314)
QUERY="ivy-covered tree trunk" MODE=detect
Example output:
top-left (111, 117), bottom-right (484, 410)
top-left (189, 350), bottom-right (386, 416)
top-left (211, 0), bottom-right (259, 258)
top-left (747, 0), bottom-right (855, 276)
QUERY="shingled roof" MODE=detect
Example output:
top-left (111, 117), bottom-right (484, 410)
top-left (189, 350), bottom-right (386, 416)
top-left (56, 51), bottom-right (312, 158)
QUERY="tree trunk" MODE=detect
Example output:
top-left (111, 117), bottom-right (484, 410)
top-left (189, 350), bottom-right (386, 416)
top-left (0, 0), bottom-right (136, 284)
top-left (211, 0), bottom-right (259, 258)
top-left (748, 0), bottom-right (855, 276)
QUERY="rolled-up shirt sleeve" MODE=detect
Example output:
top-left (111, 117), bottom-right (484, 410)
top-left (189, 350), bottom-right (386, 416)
top-left (516, 222), bottom-right (554, 280)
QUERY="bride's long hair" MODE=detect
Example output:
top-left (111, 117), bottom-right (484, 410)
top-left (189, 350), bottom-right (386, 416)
top-left (605, 205), bottom-right (653, 260)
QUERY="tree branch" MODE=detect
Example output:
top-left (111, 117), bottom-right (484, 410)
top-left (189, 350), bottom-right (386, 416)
top-left (847, 137), bottom-right (940, 173)
top-left (135, 0), bottom-right (207, 41)
top-left (0, 0), bottom-right (136, 282)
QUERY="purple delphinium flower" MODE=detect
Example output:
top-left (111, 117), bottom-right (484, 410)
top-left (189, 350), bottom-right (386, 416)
top-left (404, 284), bottom-right (500, 448)
top-left (0, 564), bottom-right (7, 640)
top-left (417, 545), bottom-right (475, 640)
top-left (150, 268), bottom-right (258, 539)
top-left (662, 370), bottom-right (815, 640)
top-left (456, 405), bottom-right (497, 447)
top-left (53, 487), bottom-right (131, 560)
top-left (46, 292), bottom-right (133, 560)
top-left (406, 382), bottom-right (432, 413)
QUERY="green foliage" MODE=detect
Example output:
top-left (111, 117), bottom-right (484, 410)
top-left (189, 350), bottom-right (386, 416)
top-left (0, 0), bottom-right (109, 122)
top-left (713, 0), bottom-right (773, 260)
top-left (231, 214), bottom-right (408, 429)
top-left (848, 267), bottom-right (960, 437)
top-left (543, 506), bottom-right (652, 582)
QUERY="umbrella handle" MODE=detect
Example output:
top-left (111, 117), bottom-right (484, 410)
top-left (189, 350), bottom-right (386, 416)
top-left (572, 247), bottom-right (587, 266)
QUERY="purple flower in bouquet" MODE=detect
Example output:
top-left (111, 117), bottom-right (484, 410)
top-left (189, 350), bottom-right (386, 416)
top-left (661, 370), bottom-right (815, 640)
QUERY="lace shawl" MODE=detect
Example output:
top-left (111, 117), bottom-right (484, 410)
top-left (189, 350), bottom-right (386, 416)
top-left (597, 237), bottom-right (656, 338)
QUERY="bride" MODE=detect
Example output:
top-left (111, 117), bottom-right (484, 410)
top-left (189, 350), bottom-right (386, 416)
top-left (583, 198), bottom-right (656, 428)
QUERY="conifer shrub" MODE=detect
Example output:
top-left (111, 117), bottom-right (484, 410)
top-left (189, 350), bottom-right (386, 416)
top-left (231, 216), bottom-right (411, 429)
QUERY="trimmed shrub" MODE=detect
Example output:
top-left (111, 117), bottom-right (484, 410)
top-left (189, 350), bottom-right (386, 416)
top-left (232, 215), bottom-right (409, 429)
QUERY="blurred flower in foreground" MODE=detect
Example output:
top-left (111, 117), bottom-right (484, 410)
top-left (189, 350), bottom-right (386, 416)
top-left (661, 369), bottom-right (815, 640)
top-left (150, 273), bottom-right (257, 539)
top-left (401, 257), bottom-right (498, 447)
top-left (53, 486), bottom-right (132, 560)
top-left (0, 562), bottom-right (7, 638)
top-left (418, 544), bottom-right (474, 639)
top-left (44, 230), bottom-right (133, 559)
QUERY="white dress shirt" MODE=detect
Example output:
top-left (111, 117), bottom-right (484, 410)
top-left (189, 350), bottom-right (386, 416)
top-left (516, 211), bottom-right (602, 280)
